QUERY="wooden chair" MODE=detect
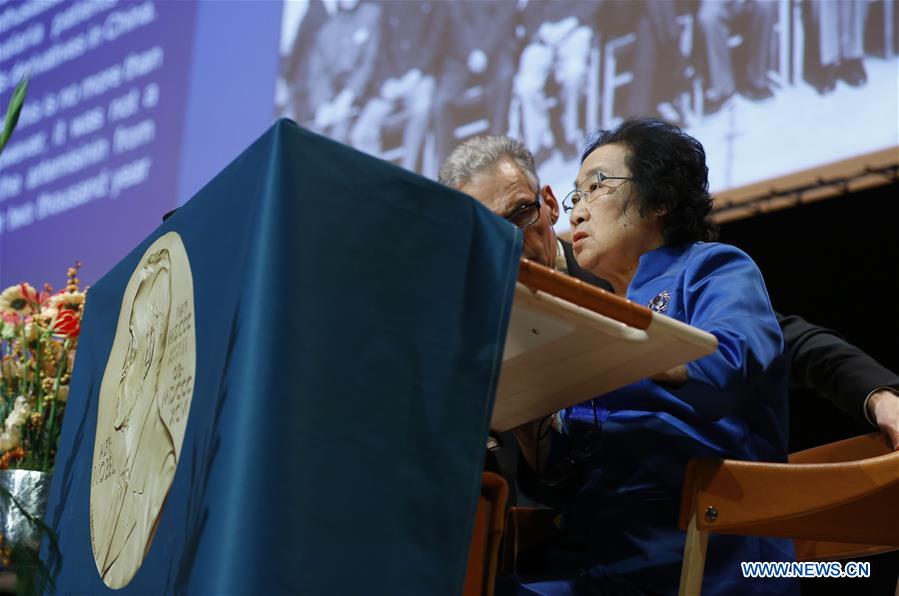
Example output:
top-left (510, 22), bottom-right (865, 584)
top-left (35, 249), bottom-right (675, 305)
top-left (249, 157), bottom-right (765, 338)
top-left (463, 472), bottom-right (509, 596)
top-left (678, 432), bottom-right (899, 595)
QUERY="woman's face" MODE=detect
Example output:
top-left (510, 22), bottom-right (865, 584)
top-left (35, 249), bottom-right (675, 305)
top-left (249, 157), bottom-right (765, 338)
top-left (569, 143), bottom-right (662, 292)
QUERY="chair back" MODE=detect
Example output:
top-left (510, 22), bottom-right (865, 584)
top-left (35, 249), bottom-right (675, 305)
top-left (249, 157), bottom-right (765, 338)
top-left (463, 472), bottom-right (509, 596)
top-left (678, 433), bottom-right (899, 595)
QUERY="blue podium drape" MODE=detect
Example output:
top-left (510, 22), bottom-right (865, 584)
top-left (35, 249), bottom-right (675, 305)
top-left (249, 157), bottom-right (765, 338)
top-left (43, 120), bottom-right (522, 594)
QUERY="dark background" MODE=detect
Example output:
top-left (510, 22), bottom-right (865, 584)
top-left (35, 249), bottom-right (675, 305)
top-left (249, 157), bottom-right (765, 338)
top-left (718, 181), bottom-right (899, 595)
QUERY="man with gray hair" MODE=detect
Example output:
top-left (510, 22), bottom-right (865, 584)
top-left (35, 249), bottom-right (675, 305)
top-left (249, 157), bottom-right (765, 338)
top-left (438, 135), bottom-right (609, 289)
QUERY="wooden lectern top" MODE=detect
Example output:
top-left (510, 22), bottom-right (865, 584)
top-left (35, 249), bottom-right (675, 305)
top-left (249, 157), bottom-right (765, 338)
top-left (492, 259), bottom-right (719, 431)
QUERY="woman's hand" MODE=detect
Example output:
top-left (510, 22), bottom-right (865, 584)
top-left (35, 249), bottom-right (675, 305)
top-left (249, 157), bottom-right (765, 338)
top-left (652, 365), bottom-right (689, 387)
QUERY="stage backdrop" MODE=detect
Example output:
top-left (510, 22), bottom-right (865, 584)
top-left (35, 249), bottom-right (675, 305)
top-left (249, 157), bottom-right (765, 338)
top-left (43, 119), bottom-right (522, 593)
top-left (2, 0), bottom-right (897, 282)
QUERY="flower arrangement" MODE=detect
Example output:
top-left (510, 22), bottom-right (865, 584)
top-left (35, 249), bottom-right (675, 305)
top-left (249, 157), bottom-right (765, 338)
top-left (0, 77), bottom-right (67, 588)
top-left (0, 264), bottom-right (85, 473)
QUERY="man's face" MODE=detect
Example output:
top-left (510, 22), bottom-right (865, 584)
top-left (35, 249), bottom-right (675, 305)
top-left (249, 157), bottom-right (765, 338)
top-left (114, 263), bottom-right (171, 431)
top-left (460, 160), bottom-right (560, 267)
top-left (116, 307), bottom-right (150, 430)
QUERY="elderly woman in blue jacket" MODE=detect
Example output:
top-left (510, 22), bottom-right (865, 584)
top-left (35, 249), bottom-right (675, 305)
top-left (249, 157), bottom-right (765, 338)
top-left (508, 119), bottom-right (796, 596)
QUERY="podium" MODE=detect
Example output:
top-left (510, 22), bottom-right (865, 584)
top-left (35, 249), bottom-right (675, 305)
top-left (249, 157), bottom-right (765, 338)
top-left (43, 120), bottom-right (522, 594)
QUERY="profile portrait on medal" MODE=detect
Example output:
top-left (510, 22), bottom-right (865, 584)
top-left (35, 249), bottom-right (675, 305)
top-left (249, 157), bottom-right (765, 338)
top-left (90, 231), bottom-right (196, 589)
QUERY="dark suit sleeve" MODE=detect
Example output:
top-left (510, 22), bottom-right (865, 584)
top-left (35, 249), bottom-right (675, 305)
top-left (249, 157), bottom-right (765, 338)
top-left (779, 312), bottom-right (899, 424)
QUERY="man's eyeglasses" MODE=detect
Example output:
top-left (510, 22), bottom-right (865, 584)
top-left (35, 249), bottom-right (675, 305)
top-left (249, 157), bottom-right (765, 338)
top-left (562, 171), bottom-right (633, 213)
top-left (504, 191), bottom-right (542, 230)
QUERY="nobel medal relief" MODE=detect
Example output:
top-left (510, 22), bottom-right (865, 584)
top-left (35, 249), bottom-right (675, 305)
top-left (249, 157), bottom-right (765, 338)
top-left (90, 231), bottom-right (196, 589)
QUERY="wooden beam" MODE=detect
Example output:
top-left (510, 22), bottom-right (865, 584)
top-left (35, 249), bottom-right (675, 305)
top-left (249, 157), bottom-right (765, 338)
top-left (711, 148), bottom-right (899, 223)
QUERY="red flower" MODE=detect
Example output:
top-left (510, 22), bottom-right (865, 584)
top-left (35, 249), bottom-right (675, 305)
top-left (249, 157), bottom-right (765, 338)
top-left (53, 309), bottom-right (81, 338)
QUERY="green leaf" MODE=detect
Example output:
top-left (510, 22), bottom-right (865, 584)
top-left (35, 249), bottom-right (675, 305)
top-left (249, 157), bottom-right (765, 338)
top-left (0, 76), bottom-right (30, 155)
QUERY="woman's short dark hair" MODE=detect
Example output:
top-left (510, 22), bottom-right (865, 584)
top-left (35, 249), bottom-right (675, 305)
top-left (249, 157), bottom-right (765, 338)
top-left (580, 118), bottom-right (718, 244)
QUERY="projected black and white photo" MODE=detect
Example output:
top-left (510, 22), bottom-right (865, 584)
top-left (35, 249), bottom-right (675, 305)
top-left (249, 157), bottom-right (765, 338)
top-left (275, 0), bottom-right (898, 230)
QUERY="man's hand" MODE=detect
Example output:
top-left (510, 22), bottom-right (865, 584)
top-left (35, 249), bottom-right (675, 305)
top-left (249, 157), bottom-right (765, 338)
top-left (867, 389), bottom-right (899, 450)
top-left (652, 365), bottom-right (689, 387)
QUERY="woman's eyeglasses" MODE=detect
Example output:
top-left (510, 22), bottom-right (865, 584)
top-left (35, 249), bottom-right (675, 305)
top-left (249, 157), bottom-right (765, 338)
top-left (562, 172), bottom-right (633, 213)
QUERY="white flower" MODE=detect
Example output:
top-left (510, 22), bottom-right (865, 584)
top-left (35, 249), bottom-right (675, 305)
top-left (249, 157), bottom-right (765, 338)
top-left (0, 395), bottom-right (32, 451)
top-left (0, 284), bottom-right (38, 316)
top-left (47, 290), bottom-right (85, 311)
top-left (57, 385), bottom-right (69, 403)
top-left (40, 305), bottom-right (59, 322)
